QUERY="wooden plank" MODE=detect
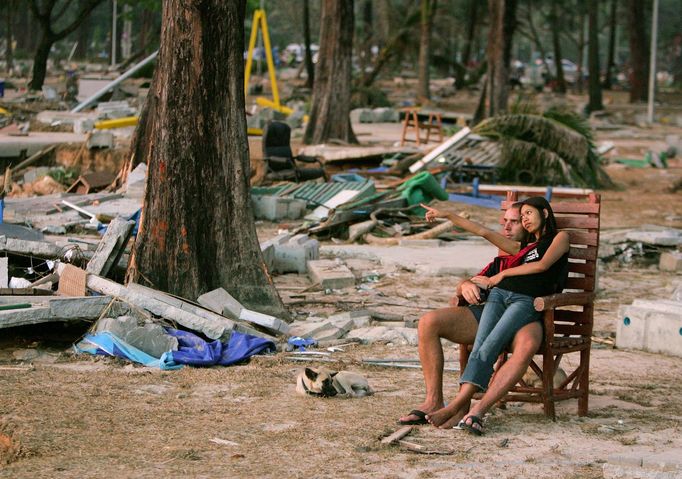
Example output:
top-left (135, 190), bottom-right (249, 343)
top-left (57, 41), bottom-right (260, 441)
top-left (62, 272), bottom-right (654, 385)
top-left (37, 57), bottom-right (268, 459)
top-left (85, 217), bottom-right (135, 277)
top-left (555, 310), bottom-right (592, 325)
top-left (567, 262), bottom-right (596, 276)
top-left (569, 246), bottom-right (597, 261)
top-left (566, 231), bottom-right (599, 246)
top-left (556, 217), bottom-right (600, 229)
top-left (564, 277), bottom-right (594, 291)
top-left (381, 426), bottom-right (413, 445)
top-left (554, 323), bottom-right (592, 336)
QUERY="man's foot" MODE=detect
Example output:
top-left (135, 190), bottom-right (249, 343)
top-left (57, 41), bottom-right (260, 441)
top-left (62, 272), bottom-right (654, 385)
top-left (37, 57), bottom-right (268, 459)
top-left (398, 402), bottom-right (443, 425)
top-left (425, 401), bottom-right (470, 429)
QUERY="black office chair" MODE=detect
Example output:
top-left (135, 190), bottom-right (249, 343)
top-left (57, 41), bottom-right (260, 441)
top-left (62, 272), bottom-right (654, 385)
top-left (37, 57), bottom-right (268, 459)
top-left (262, 121), bottom-right (327, 182)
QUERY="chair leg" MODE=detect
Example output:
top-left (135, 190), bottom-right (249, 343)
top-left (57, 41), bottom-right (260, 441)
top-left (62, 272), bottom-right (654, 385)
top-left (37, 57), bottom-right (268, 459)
top-left (578, 347), bottom-right (590, 416)
top-left (542, 351), bottom-right (556, 420)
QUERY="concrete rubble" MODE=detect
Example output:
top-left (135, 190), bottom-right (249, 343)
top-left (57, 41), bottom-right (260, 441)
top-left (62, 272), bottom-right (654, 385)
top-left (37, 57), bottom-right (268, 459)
top-left (616, 283), bottom-right (682, 357)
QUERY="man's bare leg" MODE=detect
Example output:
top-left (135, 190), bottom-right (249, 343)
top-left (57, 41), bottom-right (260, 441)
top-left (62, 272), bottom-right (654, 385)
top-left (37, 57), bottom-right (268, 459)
top-left (461, 321), bottom-right (543, 433)
top-left (398, 307), bottom-right (478, 424)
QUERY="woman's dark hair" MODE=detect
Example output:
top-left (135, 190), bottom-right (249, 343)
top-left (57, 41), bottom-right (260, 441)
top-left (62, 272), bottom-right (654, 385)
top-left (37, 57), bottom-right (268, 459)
top-left (520, 196), bottom-right (558, 239)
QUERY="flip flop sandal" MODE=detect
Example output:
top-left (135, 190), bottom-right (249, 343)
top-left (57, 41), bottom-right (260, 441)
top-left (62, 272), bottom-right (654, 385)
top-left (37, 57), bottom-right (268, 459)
top-left (398, 409), bottom-right (429, 425)
top-left (458, 415), bottom-right (484, 436)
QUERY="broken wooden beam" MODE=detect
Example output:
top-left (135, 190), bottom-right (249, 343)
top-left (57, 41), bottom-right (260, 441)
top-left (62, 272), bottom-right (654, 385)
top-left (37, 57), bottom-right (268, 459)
top-left (85, 217), bottom-right (135, 277)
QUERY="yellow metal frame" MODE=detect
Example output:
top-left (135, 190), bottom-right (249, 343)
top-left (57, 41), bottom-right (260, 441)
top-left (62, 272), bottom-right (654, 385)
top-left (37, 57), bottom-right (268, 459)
top-left (244, 9), bottom-right (280, 109)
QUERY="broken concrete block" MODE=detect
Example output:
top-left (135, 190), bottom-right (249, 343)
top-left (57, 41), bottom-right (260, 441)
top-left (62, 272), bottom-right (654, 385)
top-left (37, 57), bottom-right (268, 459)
top-left (0, 296), bottom-right (116, 329)
top-left (125, 323), bottom-right (179, 358)
top-left (266, 233), bottom-right (319, 274)
top-left (261, 242), bottom-right (275, 271)
top-left (87, 130), bottom-right (114, 149)
top-left (328, 316), bottom-right (355, 335)
top-left (659, 251), bottom-right (682, 272)
top-left (239, 308), bottom-right (289, 336)
top-left (197, 288), bottom-right (243, 318)
top-left (95, 315), bottom-right (138, 338)
top-left (307, 259), bottom-right (355, 289)
top-left (616, 299), bottom-right (682, 357)
top-left (252, 195), bottom-right (307, 221)
top-left (625, 229), bottom-right (682, 246)
top-left (289, 319), bottom-right (337, 339)
top-left (372, 107), bottom-right (399, 123)
top-left (346, 326), bottom-right (418, 346)
top-left (0, 257), bottom-right (7, 289)
top-left (313, 326), bottom-right (346, 341)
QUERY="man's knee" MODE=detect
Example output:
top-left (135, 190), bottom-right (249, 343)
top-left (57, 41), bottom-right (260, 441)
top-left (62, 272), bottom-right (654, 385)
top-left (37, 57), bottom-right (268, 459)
top-left (510, 321), bottom-right (543, 358)
top-left (418, 307), bottom-right (477, 344)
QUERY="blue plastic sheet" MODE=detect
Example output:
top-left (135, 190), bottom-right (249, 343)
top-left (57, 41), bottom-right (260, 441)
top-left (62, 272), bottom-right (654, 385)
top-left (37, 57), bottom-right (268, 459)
top-left (166, 329), bottom-right (276, 367)
top-left (74, 331), bottom-right (181, 370)
top-left (75, 329), bottom-right (275, 369)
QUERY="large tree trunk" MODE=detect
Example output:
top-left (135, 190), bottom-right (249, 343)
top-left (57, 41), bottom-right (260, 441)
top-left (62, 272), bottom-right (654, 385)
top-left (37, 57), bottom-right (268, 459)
top-left (586, 0), bottom-right (603, 112)
top-left (4, 1), bottom-right (13, 74)
top-left (28, 0), bottom-right (103, 91)
top-left (576, 11), bottom-right (586, 94)
top-left (359, 0), bottom-right (373, 80)
top-left (627, 0), bottom-right (649, 102)
top-left (550, 0), bottom-right (566, 93)
top-left (486, 0), bottom-right (515, 117)
top-left (129, 0), bottom-right (286, 317)
top-left (455, 0), bottom-right (479, 89)
top-left (303, 0), bottom-right (315, 88)
top-left (29, 37), bottom-right (52, 91)
top-left (75, 0), bottom-right (92, 60)
top-left (304, 0), bottom-right (357, 145)
top-left (602, 0), bottom-right (617, 89)
top-left (417, 0), bottom-right (436, 102)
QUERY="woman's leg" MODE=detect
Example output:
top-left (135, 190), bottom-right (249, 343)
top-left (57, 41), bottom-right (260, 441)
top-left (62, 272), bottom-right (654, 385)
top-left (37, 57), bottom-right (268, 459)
top-left (460, 292), bottom-right (538, 391)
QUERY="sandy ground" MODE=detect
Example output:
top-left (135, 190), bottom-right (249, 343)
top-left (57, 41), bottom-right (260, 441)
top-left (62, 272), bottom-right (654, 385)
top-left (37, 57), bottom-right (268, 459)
top-left (1, 88), bottom-right (682, 477)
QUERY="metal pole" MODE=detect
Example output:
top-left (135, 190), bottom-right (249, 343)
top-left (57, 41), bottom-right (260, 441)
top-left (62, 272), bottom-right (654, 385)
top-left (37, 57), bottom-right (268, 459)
top-left (111, 0), bottom-right (118, 66)
top-left (71, 50), bottom-right (159, 112)
top-left (647, 0), bottom-right (659, 124)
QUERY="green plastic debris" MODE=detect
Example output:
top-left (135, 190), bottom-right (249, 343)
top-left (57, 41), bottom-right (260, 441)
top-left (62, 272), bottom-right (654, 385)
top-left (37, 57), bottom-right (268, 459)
top-left (0, 303), bottom-right (32, 311)
top-left (397, 172), bottom-right (448, 216)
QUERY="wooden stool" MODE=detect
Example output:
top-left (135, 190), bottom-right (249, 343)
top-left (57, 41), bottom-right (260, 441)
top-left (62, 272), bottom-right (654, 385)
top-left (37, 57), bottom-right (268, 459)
top-left (400, 108), bottom-right (443, 146)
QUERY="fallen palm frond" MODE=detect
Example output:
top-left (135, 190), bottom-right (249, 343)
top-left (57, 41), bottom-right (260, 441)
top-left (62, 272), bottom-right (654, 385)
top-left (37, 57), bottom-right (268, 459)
top-left (473, 108), bottom-right (612, 188)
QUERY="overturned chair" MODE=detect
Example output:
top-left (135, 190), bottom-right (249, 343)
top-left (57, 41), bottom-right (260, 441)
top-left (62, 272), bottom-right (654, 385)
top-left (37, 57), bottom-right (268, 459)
top-left (459, 190), bottom-right (601, 419)
top-left (262, 121), bottom-right (327, 182)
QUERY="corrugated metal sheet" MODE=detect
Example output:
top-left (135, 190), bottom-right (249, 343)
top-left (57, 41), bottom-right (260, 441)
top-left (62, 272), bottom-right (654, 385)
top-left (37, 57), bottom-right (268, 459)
top-left (252, 180), bottom-right (376, 208)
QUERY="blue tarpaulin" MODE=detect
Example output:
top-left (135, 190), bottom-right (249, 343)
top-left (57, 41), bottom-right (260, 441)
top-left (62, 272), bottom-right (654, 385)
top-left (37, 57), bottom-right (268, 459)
top-left (75, 328), bottom-right (275, 369)
top-left (166, 329), bottom-right (276, 367)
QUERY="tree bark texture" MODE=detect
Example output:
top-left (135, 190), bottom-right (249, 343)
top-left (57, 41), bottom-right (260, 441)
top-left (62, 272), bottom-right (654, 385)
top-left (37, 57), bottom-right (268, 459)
top-left (550, 0), bottom-right (566, 93)
top-left (455, 0), bottom-right (479, 89)
top-left (627, 0), bottom-right (649, 102)
top-left (602, 0), bottom-right (617, 89)
top-left (486, 0), bottom-right (510, 117)
top-left (304, 0), bottom-right (357, 145)
top-left (587, 0), bottom-right (603, 112)
top-left (130, 0), bottom-right (287, 317)
top-left (417, 0), bottom-right (436, 101)
top-left (303, 0), bottom-right (315, 88)
top-left (4, 0), bottom-right (13, 74)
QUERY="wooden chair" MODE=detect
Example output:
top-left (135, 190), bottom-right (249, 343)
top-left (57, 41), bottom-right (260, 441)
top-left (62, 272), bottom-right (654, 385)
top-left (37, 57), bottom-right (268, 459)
top-left (459, 190), bottom-right (601, 419)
